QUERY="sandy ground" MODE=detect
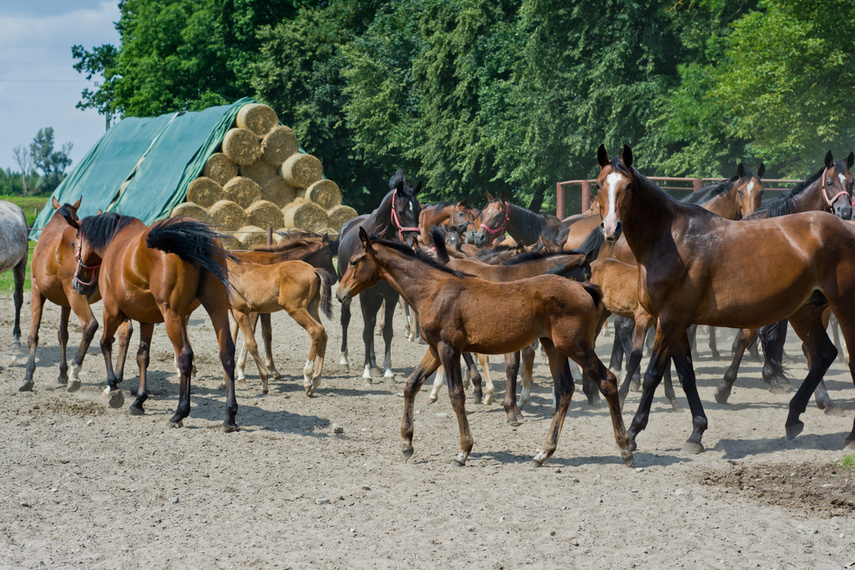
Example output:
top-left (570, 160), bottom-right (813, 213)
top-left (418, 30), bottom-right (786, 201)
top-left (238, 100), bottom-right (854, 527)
top-left (0, 291), bottom-right (853, 569)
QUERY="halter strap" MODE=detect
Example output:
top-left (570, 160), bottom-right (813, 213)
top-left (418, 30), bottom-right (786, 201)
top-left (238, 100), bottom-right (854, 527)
top-left (390, 188), bottom-right (420, 241)
top-left (73, 241), bottom-right (101, 287)
top-left (820, 167), bottom-right (852, 207)
top-left (479, 200), bottom-right (510, 242)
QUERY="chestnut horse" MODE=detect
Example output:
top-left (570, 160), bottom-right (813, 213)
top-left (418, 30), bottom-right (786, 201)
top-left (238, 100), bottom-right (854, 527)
top-left (75, 214), bottom-right (238, 430)
top-left (337, 227), bottom-right (633, 467)
top-left (417, 200), bottom-right (479, 245)
top-left (595, 144), bottom-right (855, 454)
top-left (471, 193), bottom-right (560, 247)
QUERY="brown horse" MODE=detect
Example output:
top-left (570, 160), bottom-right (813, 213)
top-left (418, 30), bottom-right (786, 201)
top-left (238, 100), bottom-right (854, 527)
top-left (418, 200), bottom-right (479, 245)
top-left (471, 193), bottom-right (560, 247)
top-left (75, 214), bottom-right (238, 430)
top-left (337, 227), bottom-right (633, 467)
top-left (226, 257), bottom-right (331, 395)
top-left (595, 144), bottom-right (855, 454)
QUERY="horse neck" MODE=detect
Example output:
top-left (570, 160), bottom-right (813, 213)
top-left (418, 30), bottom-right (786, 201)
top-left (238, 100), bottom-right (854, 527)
top-left (702, 188), bottom-right (739, 220)
top-left (366, 190), bottom-right (400, 241)
top-left (623, 172), bottom-right (678, 263)
top-left (373, 247), bottom-right (444, 311)
top-left (791, 179), bottom-right (829, 213)
top-left (506, 203), bottom-right (546, 245)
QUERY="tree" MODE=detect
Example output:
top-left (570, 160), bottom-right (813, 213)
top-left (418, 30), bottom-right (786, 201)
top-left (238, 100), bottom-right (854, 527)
top-left (72, 43), bottom-right (119, 128)
top-left (12, 146), bottom-right (34, 196)
top-left (29, 128), bottom-right (73, 195)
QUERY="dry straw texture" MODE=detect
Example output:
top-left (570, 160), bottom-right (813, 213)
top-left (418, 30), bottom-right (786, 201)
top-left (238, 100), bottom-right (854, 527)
top-left (223, 176), bottom-right (262, 209)
top-left (186, 177), bottom-right (224, 209)
top-left (236, 103), bottom-right (278, 136)
top-left (280, 153), bottom-right (323, 188)
top-left (239, 160), bottom-right (278, 186)
top-left (170, 202), bottom-right (213, 224)
top-left (261, 125), bottom-right (298, 166)
top-left (260, 176), bottom-right (298, 208)
top-left (209, 199), bottom-right (248, 231)
top-left (201, 153), bottom-right (238, 186)
top-left (246, 200), bottom-right (285, 230)
top-left (235, 225), bottom-right (268, 249)
top-left (326, 205), bottom-right (358, 231)
top-left (300, 179), bottom-right (342, 210)
top-left (222, 128), bottom-right (262, 166)
top-left (283, 200), bottom-right (329, 232)
top-left (218, 234), bottom-right (242, 251)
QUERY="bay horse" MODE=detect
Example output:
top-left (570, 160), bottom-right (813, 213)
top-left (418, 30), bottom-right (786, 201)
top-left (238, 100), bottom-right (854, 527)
top-left (595, 144), bottom-right (855, 454)
top-left (337, 169), bottom-right (422, 383)
top-left (337, 227), bottom-right (633, 467)
top-left (417, 200), bottom-right (479, 245)
top-left (75, 214), bottom-right (239, 430)
top-left (226, 257), bottom-right (331, 396)
top-left (471, 193), bottom-right (560, 247)
top-left (0, 200), bottom-right (28, 347)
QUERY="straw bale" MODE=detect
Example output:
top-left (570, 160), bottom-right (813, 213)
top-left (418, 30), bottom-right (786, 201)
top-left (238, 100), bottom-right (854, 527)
top-left (326, 205), bottom-right (358, 231)
top-left (209, 200), bottom-right (248, 231)
top-left (235, 225), bottom-right (268, 249)
top-left (223, 176), bottom-right (262, 209)
top-left (186, 177), bottom-right (224, 208)
top-left (282, 201), bottom-right (329, 232)
top-left (239, 160), bottom-right (278, 186)
top-left (236, 103), bottom-right (278, 136)
top-left (261, 125), bottom-right (298, 166)
top-left (222, 128), bottom-right (262, 166)
top-left (202, 153), bottom-right (238, 186)
top-left (260, 176), bottom-right (297, 208)
top-left (170, 202), bottom-right (213, 224)
top-left (299, 179), bottom-right (342, 210)
top-left (246, 200), bottom-right (285, 230)
top-left (218, 234), bottom-right (242, 251)
top-left (280, 153), bottom-right (323, 188)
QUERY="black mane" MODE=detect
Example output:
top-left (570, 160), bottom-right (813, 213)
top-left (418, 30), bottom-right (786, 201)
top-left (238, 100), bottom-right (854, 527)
top-left (750, 167), bottom-right (824, 218)
top-left (369, 233), bottom-right (465, 278)
top-left (682, 179), bottom-right (733, 205)
top-left (54, 203), bottom-right (78, 221)
top-left (78, 212), bottom-right (138, 251)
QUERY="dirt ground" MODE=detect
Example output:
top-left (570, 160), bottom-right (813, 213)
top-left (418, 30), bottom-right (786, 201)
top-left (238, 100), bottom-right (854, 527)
top-left (0, 291), bottom-right (854, 569)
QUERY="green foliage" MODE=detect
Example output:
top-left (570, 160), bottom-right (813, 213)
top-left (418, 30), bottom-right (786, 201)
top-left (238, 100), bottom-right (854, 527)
top-left (29, 128), bottom-right (72, 195)
top-left (0, 169), bottom-right (40, 197)
top-left (838, 454), bottom-right (855, 473)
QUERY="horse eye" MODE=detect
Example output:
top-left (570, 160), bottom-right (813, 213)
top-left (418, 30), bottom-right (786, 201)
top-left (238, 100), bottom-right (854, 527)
top-left (349, 259), bottom-right (357, 266)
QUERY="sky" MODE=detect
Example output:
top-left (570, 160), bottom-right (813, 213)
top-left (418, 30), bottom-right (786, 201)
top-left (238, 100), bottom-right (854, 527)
top-left (0, 0), bottom-right (121, 172)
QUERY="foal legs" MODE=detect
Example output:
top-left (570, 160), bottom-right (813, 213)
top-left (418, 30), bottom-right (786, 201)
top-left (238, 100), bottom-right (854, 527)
top-left (438, 343), bottom-right (474, 466)
top-left (339, 296), bottom-right (352, 372)
top-left (401, 349), bottom-right (442, 460)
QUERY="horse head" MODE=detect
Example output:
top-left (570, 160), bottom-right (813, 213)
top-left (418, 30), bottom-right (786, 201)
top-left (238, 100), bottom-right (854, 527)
top-left (595, 144), bottom-right (633, 242)
top-left (387, 169), bottom-right (422, 248)
top-left (821, 150), bottom-right (855, 220)
top-left (52, 196), bottom-right (83, 229)
top-left (732, 163), bottom-right (765, 218)
top-left (473, 193), bottom-right (510, 246)
top-left (336, 227), bottom-right (383, 303)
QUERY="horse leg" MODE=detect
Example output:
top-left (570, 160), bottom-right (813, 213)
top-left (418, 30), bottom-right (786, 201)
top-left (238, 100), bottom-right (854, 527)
top-left (687, 324), bottom-right (699, 361)
top-left (129, 322), bottom-right (155, 415)
top-left (401, 349), bottom-right (442, 461)
top-left (479, 354), bottom-right (495, 407)
top-left (234, 309), bottom-right (270, 394)
top-left (20, 288), bottom-right (46, 391)
top-left (707, 326), bottom-right (720, 360)
top-left (502, 351), bottom-right (522, 425)
top-left (616, 316), bottom-right (640, 392)
top-left (784, 305), bottom-right (837, 441)
top-left (162, 311), bottom-right (195, 428)
top-left (716, 327), bottom-right (755, 404)
top-left (360, 292), bottom-right (383, 382)
top-left (285, 304), bottom-right (327, 397)
top-left (609, 333), bottom-right (624, 372)
top-left (231, 311), bottom-right (246, 383)
top-left (626, 324), bottom-right (676, 452)
top-left (380, 292), bottom-right (397, 382)
top-left (57, 306), bottom-right (71, 385)
top-left (530, 339), bottom-right (576, 466)
top-left (260, 313), bottom-right (281, 379)
top-left (11, 253), bottom-right (25, 346)
top-left (198, 285), bottom-right (238, 432)
top-left (670, 331), bottom-right (708, 454)
top-left (427, 365), bottom-right (445, 403)
top-left (619, 310), bottom-right (652, 405)
top-left (99, 313), bottom-right (129, 409)
top-left (66, 294), bottom-right (100, 393)
top-left (662, 359), bottom-right (683, 412)
top-left (339, 296), bottom-right (352, 372)
top-left (520, 343), bottom-right (537, 408)
top-left (462, 352), bottom-right (483, 404)
top-left (439, 343), bottom-right (473, 466)
top-left (759, 320), bottom-right (793, 393)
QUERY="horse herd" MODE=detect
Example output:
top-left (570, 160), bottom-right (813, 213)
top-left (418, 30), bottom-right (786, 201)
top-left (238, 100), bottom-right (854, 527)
top-left (4, 148), bottom-right (855, 468)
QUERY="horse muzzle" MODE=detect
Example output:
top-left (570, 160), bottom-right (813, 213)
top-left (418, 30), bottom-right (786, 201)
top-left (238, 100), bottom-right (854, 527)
top-left (600, 220), bottom-right (622, 242)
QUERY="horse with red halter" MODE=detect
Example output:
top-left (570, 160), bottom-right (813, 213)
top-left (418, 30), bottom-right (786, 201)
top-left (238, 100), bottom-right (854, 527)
top-left (74, 213), bottom-right (239, 430)
top-left (337, 170), bottom-right (422, 382)
top-left (470, 193), bottom-right (560, 247)
top-left (417, 200), bottom-right (479, 245)
top-left (337, 227), bottom-right (633, 467)
top-left (595, 144), bottom-right (855, 454)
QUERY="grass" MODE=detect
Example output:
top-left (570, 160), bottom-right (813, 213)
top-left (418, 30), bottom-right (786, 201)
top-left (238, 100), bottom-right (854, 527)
top-left (0, 244), bottom-right (34, 295)
top-left (839, 453), bottom-right (855, 473)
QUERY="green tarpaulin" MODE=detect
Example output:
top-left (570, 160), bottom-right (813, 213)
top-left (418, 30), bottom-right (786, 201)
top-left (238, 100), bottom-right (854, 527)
top-left (29, 97), bottom-right (255, 240)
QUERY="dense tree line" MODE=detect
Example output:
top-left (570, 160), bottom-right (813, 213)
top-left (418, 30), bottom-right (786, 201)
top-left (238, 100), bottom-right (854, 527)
top-left (71, 0), bottom-right (855, 212)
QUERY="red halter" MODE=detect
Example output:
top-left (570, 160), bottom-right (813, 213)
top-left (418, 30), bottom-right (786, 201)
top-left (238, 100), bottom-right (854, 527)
top-left (479, 200), bottom-right (510, 242)
top-left (390, 188), bottom-right (420, 241)
top-left (820, 167), bottom-right (854, 207)
top-left (73, 241), bottom-right (101, 287)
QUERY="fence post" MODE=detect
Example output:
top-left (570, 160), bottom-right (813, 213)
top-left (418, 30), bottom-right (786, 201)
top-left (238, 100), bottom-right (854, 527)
top-left (581, 180), bottom-right (590, 213)
top-left (267, 226), bottom-right (273, 246)
top-left (693, 178), bottom-right (702, 192)
top-left (556, 182), bottom-right (565, 219)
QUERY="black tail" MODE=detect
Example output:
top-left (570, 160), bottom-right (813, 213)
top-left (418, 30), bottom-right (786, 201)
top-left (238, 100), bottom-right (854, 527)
top-left (581, 282), bottom-right (604, 310)
top-left (146, 217), bottom-right (236, 294)
top-left (758, 320), bottom-right (789, 380)
top-left (316, 269), bottom-right (333, 319)
top-left (573, 226), bottom-right (606, 263)
top-left (429, 226), bottom-right (450, 264)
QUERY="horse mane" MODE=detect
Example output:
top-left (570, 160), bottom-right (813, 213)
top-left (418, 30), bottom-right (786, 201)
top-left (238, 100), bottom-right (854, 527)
top-left (682, 179), bottom-right (733, 205)
top-left (78, 212), bottom-right (138, 250)
top-left (369, 233), bottom-right (465, 279)
top-left (431, 201), bottom-right (454, 216)
top-left (54, 203), bottom-right (78, 221)
top-left (473, 243), bottom-right (519, 259)
top-left (507, 201), bottom-right (552, 233)
top-left (389, 169), bottom-right (409, 190)
top-left (750, 167), bottom-right (824, 218)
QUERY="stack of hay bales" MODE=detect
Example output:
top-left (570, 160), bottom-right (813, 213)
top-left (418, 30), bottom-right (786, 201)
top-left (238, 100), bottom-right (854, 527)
top-left (169, 102), bottom-right (357, 249)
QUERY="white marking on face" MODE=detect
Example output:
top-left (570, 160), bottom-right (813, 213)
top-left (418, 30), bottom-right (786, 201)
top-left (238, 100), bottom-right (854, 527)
top-left (839, 173), bottom-right (847, 186)
top-left (603, 172), bottom-right (623, 229)
top-left (746, 180), bottom-right (755, 196)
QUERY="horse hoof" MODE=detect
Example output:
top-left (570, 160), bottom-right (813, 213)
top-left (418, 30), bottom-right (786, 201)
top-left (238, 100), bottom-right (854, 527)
top-left (237, 378), bottom-right (247, 384)
top-left (221, 423), bottom-right (238, 433)
top-left (681, 441), bottom-right (704, 454)
top-left (823, 405), bottom-right (846, 417)
top-left (621, 449), bottom-right (635, 467)
top-left (671, 402), bottom-right (684, 413)
top-left (217, 383), bottom-right (226, 391)
top-left (529, 459), bottom-right (544, 468)
top-left (628, 439), bottom-right (638, 453)
top-left (66, 380), bottom-right (81, 393)
top-left (108, 391), bottom-right (124, 409)
top-left (785, 421), bottom-right (804, 440)
top-left (453, 455), bottom-right (467, 467)
top-left (483, 395), bottom-right (494, 406)
top-left (710, 350), bottom-right (720, 360)
top-left (402, 448), bottom-right (414, 462)
top-left (18, 381), bottom-right (34, 392)
top-left (427, 397), bottom-right (437, 405)
top-left (129, 405), bottom-right (144, 416)
top-left (57, 376), bottom-right (68, 385)
top-left (630, 381), bottom-right (641, 393)
top-left (714, 387), bottom-right (730, 404)
top-left (304, 385), bottom-right (314, 397)
top-left (507, 418), bottom-right (522, 427)
top-left (769, 384), bottom-right (788, 395)
top-left (272, 371), bottom-right (282, 380)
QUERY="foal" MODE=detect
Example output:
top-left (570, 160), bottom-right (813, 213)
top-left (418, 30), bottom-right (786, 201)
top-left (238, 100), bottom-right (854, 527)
top-left (337, 227), bottom-right (633, 467)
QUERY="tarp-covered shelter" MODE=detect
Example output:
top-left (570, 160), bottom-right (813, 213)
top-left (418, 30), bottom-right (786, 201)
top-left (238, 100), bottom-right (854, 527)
top-left (29, 97), bottom-right (255, 240)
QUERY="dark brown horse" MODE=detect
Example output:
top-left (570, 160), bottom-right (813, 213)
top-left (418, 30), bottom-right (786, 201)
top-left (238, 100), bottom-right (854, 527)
top-left (337, 227), bottom-right (633, 467)
top-left (75, 214), bottom-right (238, 430)
top-left (471, 193), bottom-right (560, 247)
top-left (595, 145), bottom-right (855, 454)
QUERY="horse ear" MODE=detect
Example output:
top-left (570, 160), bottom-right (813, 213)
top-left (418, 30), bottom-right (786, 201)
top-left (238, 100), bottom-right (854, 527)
top-left (597, 145), bottom-right (609, 168)
top-left (52, 197), bottom-right (61, 210)
top-left (486, 191), bottom-right (494, 201)
top-left (72, 196), bottom-right (82, 209)
top-left (757, 163), bottom-right (766, 178)
top-left (736, 163), bottom-right (745, 178)
top-left (358, 226), bottom-right (371, 249)
top-left (413, 181), bottom-right (422, 195)
top-left (847, 152), bottom-right (854, 170)
top-left (825, 150), bottom-right (834, 168)
top-left (97, 209), bottom-right (104, 215)
top-left (499, 192), bottom-right (507, 204)
top-left (621, 145), bottom-right (633, 168)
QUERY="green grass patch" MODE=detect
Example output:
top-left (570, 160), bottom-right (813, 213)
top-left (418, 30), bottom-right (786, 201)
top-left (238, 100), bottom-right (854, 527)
top-left (839, 453), bottom-right (855, 473)
top-left (0, 195), bottom-right (49, 226)
top-left (0, 244), bottom-right (34, 295)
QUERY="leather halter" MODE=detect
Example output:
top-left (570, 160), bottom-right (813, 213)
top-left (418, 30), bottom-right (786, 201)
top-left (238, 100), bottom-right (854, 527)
top-left (73, 241), bottom-right (100, 287)
top-left (820, 167), bottom-right (854, 207)
top-left (479, 200), bottom-right (510, 242)
top-left (390, 188), bottom-right (420, 241)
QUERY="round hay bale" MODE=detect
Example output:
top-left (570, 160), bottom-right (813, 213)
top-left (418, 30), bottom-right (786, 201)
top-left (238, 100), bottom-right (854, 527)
top-left (218, 233), bottom-right (242, 251)
top-left (202, 153), bottom-right (238, 186)
top-left (260, 176), bottom-right (298, 208)
top-left (223, 176), bottom-right (262, 209)
top-left (222, 128), bottom-right (262, 166)
top-left (239, 160), bottom-right (278, 186)
top-left (280, 153), bottom-right (323, 188)
top-left (235, 225), bottom-right (268, 249)
top-left (209, 199), bottom-right (248, 231)
top-left (282, 201), bottom-right (329, 232)
top-left (261, 125), bottom-right (298, 166)
top-left (235, 103), bottom-right (278, 136)
top-left (246, 200), bottom-right (285, 230)
top-left (170, 202), bottom-right (213, 224)
top-left (299, 179), bottom-right (342, 210)
top-left (186, 177), bottom-right (224, 209)
top-left (326, 204), bottom-right (358, 231)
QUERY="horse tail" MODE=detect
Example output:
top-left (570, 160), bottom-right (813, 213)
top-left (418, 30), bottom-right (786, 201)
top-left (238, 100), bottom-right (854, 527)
top-left (574, 226), bottom-right (606, 263)
top-left (580, 282), bottom-right (604, 311)
top-left (429, 226), bottom-right (450, 264)
top-left (145, 218), bottom-right (236, 295)
top-left (315, 269), bottom-right (333, 320)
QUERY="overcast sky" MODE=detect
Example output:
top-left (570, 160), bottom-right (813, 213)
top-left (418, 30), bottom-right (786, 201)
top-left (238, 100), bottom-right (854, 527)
top-left (0, 1), bottom-right (121, 172)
